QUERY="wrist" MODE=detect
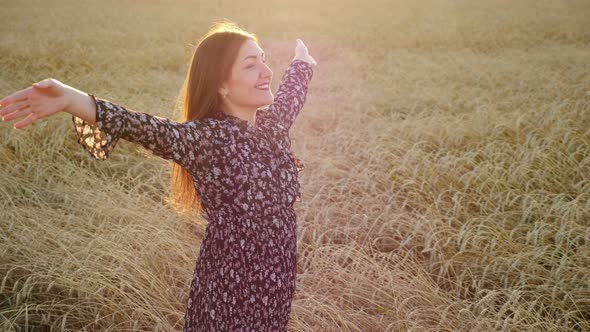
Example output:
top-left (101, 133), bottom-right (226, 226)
top-left (62, 86), bottom-right (87, 116)
top-left (293, 55), bottom-right (314, 66)
top-left (293, 55), bottom-right (309, 63)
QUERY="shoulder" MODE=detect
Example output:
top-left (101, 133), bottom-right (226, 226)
top-left (187, 117), bottom-right (228, 132)
top-left (191, 117), bottom-right (243, 144)
top-left (256, 105), bottom-right (288, 134)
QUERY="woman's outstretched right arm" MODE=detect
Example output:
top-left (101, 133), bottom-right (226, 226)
top-left (0, 79), bottom-right (209, 170)
top-left (70, 92), bottom-right (209, 171)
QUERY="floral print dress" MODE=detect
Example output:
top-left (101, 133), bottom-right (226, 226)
top-left (72, 59), bottom-right (314, 331)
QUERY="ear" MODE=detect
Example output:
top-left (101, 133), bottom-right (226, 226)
top-left (218, 83), bottom-right (229, 97)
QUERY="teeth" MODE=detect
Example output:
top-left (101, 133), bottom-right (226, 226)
top-left (256, 84), bottom-right (269, 89)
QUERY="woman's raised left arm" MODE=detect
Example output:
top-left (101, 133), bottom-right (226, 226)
top-left (261, 39), bottom-right (317, 133)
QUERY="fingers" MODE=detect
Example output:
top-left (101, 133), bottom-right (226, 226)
top-left (4, 106), bottom-right (54, 129)
top-left (0, 86), bottom-right (31, 107)
top-left (308, 55), bottom-right (317, 66)
top-left (14, 112), bottom-right (38, 129)
top-left (33, 79), bottom-right (53, 89)
top-left (2, 106), bottom-right (31, 122)
top-left (0, 100), bottom-right (30, 117)
top-left (294, 38), bottom-right (317, 66)
top-left (296, 39), bottom-right (306, 50)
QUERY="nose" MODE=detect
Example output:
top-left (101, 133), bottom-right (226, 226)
top-left (262, 63), bottom-right (273, 79)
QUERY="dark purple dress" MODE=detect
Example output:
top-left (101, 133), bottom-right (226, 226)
top-left (72, 59), bottom-right (314, 331)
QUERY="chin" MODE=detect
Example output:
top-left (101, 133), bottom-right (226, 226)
top-left (257, 94), bottom-right (274, 107)
top-left (256, 103), bottom-right (271, 109)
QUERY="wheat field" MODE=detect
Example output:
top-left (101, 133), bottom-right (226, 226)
top-left (1, 0), bottom-right (589, 331)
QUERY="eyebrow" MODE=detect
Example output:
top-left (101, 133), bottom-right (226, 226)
top-left (243, 52), bottom-right (265, 62)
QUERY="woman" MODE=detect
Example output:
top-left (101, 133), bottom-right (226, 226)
top-left (0, 21), bottom-right (317, 332)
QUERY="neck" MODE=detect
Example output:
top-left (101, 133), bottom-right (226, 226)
top-left (221, 103), bottom-right (257, 126)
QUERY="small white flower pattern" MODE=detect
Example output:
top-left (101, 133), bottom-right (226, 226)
top-left (72, 59), bottom-right (314, 331)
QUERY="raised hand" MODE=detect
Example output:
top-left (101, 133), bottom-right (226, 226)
top-left (293, 39), bottom-right (317, 67)
top-left (0, 78), bottom-right (70, 129)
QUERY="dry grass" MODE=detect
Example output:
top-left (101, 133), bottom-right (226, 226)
top-left (1, 0), bottom-right (589, 331)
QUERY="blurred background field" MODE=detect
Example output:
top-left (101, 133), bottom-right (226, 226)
top-left (1, 0), bottom-right (589, 331)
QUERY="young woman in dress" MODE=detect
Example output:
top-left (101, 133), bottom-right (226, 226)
top-left (0, 21), bottom-right (317, 331)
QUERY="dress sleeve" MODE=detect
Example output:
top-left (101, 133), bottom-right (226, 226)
top-left (263, 59), bottom-right (314, 132)
top-left (71, 94), bottom-right (207, 170)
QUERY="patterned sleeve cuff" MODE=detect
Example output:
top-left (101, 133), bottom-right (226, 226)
top-left (71, 94), bottom-right (123, 160)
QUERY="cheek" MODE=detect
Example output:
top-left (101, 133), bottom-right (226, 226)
top-left (240, 76), bottom-right (258, 95)
top-left (237, 75), bottom-right (258, 93)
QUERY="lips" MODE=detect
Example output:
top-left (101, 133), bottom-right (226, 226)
top-left (255, 82), bottom-right (270, 90)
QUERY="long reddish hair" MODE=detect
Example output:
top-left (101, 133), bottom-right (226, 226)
top-left (167, 20), bottom-right (257, 214)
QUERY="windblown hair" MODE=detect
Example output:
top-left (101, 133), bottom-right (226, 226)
top-left (167, 20), bottom-right (257, 214)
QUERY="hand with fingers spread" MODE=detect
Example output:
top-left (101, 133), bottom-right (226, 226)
top-left (293, 39), bottom-right (317, 67)
top-left (0, 78), bottom-right (90, 129)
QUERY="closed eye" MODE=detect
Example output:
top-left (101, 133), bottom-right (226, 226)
top-left (246, 58), bottom-right (267, 69)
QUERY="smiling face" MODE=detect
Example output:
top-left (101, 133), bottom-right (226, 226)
top-left (218, 39), bottom-right (274, 113)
